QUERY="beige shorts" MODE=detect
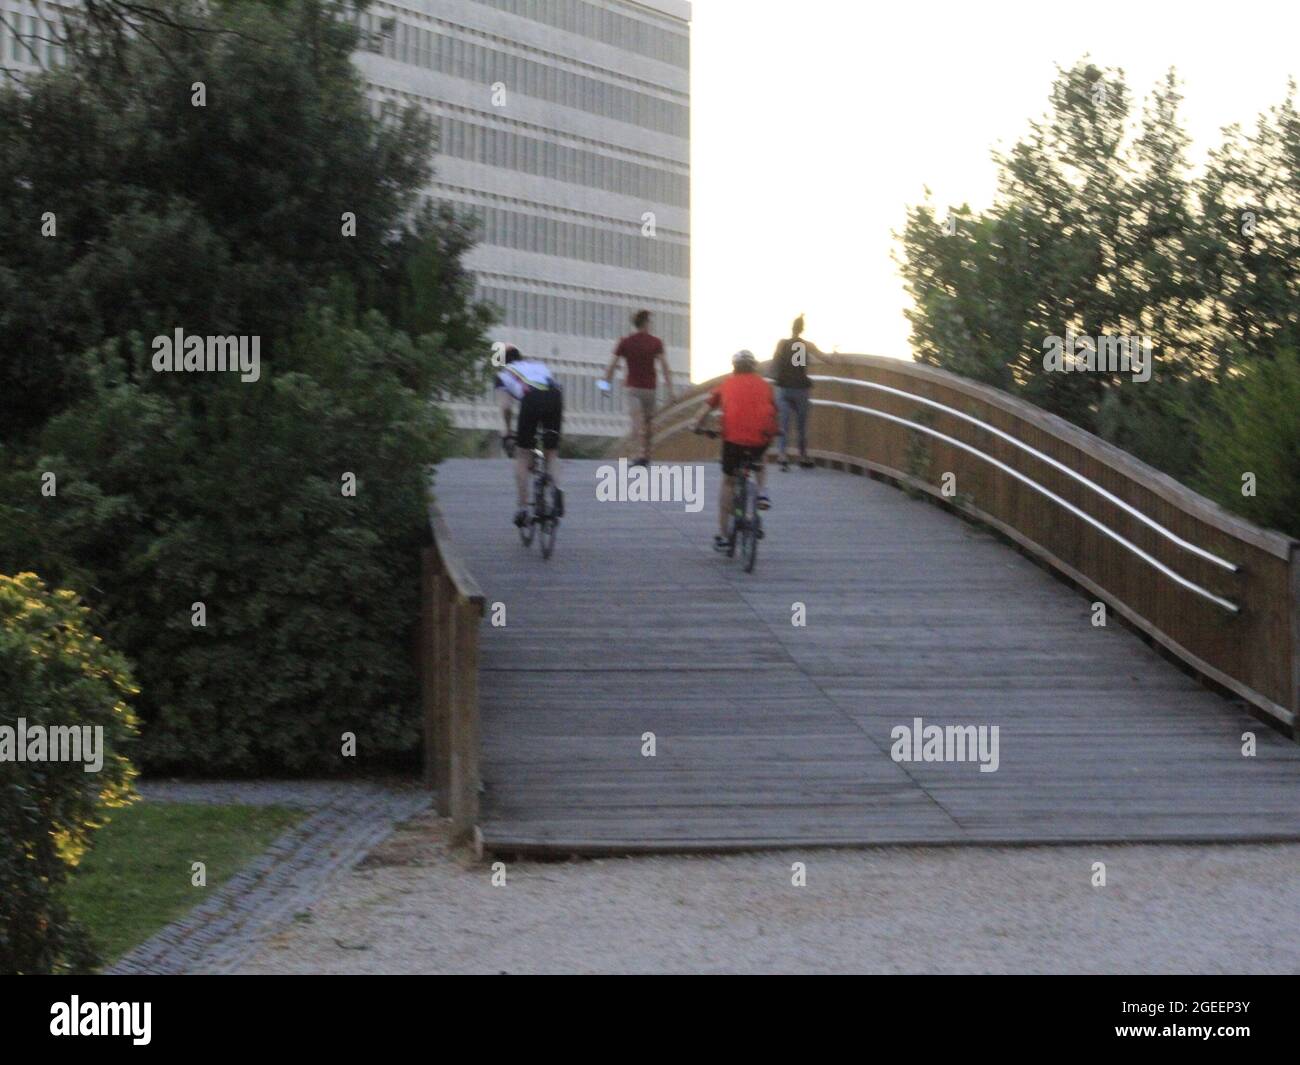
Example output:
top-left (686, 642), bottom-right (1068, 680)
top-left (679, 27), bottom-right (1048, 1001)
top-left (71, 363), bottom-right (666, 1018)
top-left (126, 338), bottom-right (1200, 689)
top-left (626, 387), bottom-right (657, 419)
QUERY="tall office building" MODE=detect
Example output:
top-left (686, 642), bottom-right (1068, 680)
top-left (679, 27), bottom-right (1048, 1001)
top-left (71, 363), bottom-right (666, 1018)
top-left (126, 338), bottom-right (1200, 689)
top-left (352, 0), bottom-right (692, 437)
top-left (2, 1), bottom-right (692, 438)
top-left (0, 2), bottom-right (69, 74)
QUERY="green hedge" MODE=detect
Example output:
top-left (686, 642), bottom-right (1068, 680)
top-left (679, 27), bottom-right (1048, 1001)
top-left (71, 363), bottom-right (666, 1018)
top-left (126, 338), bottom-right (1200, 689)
top-left (0, 573), bottom-right (139, 975)
top-left (0, 1), bottom-right (493, 776)
top-left (1195, 349), bottom-right (1300, 539)
top-left (13, 311), bottom-right (445, 774)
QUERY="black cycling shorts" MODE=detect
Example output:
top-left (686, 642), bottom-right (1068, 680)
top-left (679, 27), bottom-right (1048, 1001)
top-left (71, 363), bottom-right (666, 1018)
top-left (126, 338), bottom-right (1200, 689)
top-left (516, 387), bottom-right (563, 450)
top-left (721, 440), bottom-right (767, 477)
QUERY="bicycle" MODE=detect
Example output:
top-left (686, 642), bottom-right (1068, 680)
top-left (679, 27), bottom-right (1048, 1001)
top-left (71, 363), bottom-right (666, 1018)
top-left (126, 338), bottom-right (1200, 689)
top-left (503, 433), bottom-right (561, 558)
top-left (695, 428), bottom-right (764, 573)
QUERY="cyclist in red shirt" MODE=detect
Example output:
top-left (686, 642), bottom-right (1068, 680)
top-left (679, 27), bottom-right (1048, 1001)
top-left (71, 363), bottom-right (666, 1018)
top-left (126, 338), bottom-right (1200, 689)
top-left (692, 350), bottom-right (778, 551)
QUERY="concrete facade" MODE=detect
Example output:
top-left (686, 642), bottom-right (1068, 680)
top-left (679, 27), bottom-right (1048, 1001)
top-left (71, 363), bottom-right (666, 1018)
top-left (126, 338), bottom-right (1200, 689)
top-left (351, 0), bottom-right (692, 437)
top-left (0, 2), bottom-right (70, 73)
top-left (1, 0), bottom-right (691, 439)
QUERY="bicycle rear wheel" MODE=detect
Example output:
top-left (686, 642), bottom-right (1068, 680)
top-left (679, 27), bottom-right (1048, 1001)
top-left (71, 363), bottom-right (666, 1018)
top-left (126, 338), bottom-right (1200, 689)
top-left (517, 475), bottom-right (538, 548)
top-left (741, 476), bottom-right (759, 573)
top-left (518, 458), bottom-right (539, 547)
top-left (539, 479), bottom-right (559, 559)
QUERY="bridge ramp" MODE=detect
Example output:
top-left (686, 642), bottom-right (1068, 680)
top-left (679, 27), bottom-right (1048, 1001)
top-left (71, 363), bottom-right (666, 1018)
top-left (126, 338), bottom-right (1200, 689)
top-left (434, 458), bottom-right (1300, 853)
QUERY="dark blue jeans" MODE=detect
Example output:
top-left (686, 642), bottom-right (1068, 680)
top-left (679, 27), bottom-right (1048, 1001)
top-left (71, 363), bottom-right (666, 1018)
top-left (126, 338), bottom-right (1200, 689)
top-left (776, 386), bottom-right (811, 458)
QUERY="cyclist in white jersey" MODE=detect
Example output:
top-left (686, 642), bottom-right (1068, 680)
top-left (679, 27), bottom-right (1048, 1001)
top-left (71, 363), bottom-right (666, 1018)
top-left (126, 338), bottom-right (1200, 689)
top-left (495, 346), bottom-right (564, 527)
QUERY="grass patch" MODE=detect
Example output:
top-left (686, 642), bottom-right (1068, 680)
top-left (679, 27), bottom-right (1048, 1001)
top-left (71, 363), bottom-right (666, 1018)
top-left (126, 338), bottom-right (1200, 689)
top-left (63, 801), bottom-right (305, 966)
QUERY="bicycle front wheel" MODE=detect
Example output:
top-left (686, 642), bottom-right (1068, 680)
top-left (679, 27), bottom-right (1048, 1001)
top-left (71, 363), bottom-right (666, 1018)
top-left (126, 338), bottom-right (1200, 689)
top-left (538, 479), bottom-right (559, 559)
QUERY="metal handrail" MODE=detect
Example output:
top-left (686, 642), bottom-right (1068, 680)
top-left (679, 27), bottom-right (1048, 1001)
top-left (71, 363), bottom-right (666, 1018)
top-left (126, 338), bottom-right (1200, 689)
top-left (811, 397), bottom-right (1240, 614)
top-left (647, 390), bottom-right (1239, 612)
top-left (810, 374), bottom-right (1238, 574)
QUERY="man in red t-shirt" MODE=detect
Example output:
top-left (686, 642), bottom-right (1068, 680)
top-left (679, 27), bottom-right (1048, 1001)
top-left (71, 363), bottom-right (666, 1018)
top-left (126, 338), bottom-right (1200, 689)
top-left (603, 309), bottom-right (675, 467)
top-left (693, 349), bottom-right (778, 550)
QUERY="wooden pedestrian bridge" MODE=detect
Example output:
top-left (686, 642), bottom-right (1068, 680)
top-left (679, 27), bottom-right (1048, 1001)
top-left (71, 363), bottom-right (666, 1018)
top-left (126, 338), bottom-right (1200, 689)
top-left (423, 355), bottom-right (1300, 856)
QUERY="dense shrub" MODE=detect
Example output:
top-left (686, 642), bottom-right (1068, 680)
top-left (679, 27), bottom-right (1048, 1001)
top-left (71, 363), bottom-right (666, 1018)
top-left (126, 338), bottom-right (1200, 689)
top-left (1195, 350), bottom-right (1300, 538)
top-left (0, 1), bottom-right (495, 772)
top-left (11, 310), bottom-right (447, 773)
top-left (0, 572), bottom-right (138, 975)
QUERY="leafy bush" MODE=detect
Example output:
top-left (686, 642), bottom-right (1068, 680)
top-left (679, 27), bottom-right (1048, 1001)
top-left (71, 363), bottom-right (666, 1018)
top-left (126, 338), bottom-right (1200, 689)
top-left (1194, 350), bottom-right (1300, 538)
top-left (0, 1), bottom-right (495, 773)
top-left (0, 572), bottom-right (138, 975)
top-left (13, 310), bottom-right (446, 774)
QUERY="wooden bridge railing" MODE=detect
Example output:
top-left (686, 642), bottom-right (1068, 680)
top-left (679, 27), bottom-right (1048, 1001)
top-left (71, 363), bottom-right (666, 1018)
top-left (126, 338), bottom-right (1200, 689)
top-left (421, 500), bottom-right (486, 843)
top-left (626, 353), bottom-right (1299, 736)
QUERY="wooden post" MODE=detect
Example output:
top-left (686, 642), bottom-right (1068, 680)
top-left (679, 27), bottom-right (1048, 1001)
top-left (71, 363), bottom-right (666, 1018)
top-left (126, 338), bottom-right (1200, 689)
top-left (449, 598), bottom-right (481, 842)
top-left (431, 570), bottom-right (453, 815)
top-left (1291, 543), bottom-right (1300, 742)
top-left (424, 503), bottom-right (487, 845)
top-left (420, 547), bottom-right (438, 789)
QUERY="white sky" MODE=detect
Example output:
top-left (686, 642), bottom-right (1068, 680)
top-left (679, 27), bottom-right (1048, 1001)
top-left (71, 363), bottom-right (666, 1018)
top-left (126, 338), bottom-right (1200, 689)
top-left (688, 0), bottom-right (1300, 380)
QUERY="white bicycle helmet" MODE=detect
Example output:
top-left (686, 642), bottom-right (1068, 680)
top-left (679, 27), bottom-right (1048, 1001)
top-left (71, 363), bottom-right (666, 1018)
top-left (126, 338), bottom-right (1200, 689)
top-left (732, 349), bottom-right (757, 367)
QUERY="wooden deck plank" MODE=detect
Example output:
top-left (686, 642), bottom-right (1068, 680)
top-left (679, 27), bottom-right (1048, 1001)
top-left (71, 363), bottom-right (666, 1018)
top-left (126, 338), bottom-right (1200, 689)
top-left (434, 458), bottom-right (1300, 852)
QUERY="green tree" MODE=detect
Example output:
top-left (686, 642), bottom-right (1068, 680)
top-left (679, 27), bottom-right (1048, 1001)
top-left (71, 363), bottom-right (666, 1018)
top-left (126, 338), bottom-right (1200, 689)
top-left (0, 1), bottom-right (495, 771)
top-left (0, 0), bottom-right (479, 442)
top-left (901, 61), bottom-right (1135, 429)
top-left (1095, 71), bottom-right (1207, 478)
top-left (900, 62), bottom-right (1300, 521)
top-left (1197, 83), bottom-right (1300, 376)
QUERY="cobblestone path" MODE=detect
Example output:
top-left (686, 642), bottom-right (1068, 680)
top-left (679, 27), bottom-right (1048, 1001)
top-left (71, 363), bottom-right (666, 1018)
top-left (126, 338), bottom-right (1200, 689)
top-left (107, 780), bottom-right (430, 975)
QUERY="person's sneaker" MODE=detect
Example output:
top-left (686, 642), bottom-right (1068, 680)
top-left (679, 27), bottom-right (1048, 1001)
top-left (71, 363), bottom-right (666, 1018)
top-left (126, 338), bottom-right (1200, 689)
top-left (757, 493), bottom-right (772, 510)
top-left (779, 457), bottom-right (790, 472)
top-left (513, 508), bottom-right (529, 528)
top-left (553, 488), bottom-right (564, 518)
top-left (713, 535), bottom-right (730, 552)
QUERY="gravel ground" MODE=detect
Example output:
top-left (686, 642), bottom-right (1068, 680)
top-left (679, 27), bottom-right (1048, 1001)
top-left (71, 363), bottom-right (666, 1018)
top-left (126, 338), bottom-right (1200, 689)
top-left (239, 813), bottom-right (1300, 974)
